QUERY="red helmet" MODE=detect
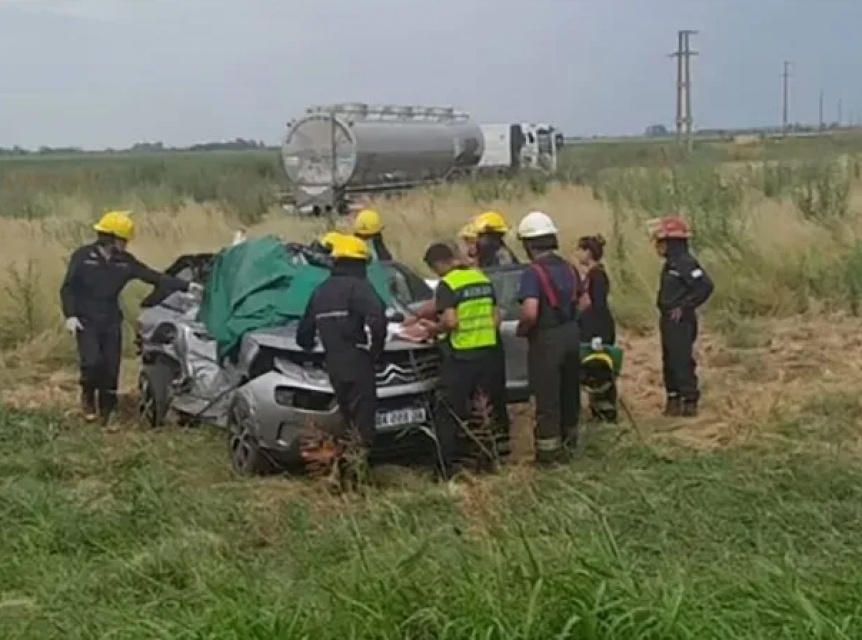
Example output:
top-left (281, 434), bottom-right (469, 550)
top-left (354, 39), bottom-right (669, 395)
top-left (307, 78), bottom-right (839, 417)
top-left (647, 215), bottom-right (691, 240)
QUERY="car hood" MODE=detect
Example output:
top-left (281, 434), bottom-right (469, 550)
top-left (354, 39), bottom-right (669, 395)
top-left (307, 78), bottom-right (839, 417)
top-left (244, 323), bottom-right (435, 353)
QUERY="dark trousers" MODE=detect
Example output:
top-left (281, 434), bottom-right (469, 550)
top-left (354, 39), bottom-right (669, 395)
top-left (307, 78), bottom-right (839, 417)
top-left (660, 313), bottom-right (699, 401)
top-left (436, 349), bottom-right (509, 472)
top-left (76, 321), bottom-right (123, 416)
top-left (528, 322), bottom-right (581, 455)
top-left (331, 371), bottom-right (377, 449)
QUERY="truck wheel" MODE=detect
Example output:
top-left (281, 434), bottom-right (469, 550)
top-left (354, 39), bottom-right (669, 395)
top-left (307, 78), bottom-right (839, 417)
top-left (227, 396), bottom-right (278, 476)
top-left (138, 364), bottom-right (172, 428)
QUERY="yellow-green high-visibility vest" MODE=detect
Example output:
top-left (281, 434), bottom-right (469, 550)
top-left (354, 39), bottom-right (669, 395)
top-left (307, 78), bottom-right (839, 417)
top-left (440, 268), bottom-right (498, 351)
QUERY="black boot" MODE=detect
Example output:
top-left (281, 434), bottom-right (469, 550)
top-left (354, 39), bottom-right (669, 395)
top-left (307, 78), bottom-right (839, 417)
top-left (98, 388), bottom-right (118, 429)
top-left (681, 397), bottom-right (699, 417)
top-left (80, 386), bottom-right (97, 422)
top-left (535, 446), bottom-right (569, 467)
top-left (663, 396), bottom-right (683, 417)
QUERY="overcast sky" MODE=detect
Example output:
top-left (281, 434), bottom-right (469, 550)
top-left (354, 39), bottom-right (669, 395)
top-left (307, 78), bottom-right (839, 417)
top-left (0, 0), bottom-right (859, 149)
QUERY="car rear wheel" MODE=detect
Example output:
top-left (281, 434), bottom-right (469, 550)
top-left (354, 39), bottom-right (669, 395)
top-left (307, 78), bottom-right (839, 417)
top-left (138, 363), bottom-right (172, 428)
top-left (227, 396), bottom-right (278, 476)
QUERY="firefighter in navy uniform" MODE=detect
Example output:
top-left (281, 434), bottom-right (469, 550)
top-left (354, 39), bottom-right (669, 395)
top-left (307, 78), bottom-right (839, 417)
top-left (296, 235), bottom-right (388, 478)
top-left (649, 216), bottom-right (714, 417)
top-left (473, 211), bottom-right (519, 267)
top-left (423, 242), bottom-right (509, 479)
top-left (60, 211), bottom-right (200, 426)
top-left (515, 211), bottom-right (587, 464)
top-left (352, 208), bottom-right (393, 261)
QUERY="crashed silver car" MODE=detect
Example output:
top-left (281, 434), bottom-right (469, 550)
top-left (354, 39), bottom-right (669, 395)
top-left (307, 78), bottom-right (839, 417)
top-left (135, 248), bottom-right (443, 476)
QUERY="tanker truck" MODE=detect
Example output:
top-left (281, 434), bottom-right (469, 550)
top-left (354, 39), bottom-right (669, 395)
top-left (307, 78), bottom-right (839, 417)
top-left (280, 103), bottom-right (485, 216)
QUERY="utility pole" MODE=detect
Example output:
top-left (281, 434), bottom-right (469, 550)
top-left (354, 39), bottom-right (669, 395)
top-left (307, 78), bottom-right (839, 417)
top-left (838, 98), bottom-right (843, 127)
top-left (819, 90), bottom-right (824, 131)
top-left (670, 30), bottom-right (698, 152)
top-left (781, 61), bottom-right (791, 136)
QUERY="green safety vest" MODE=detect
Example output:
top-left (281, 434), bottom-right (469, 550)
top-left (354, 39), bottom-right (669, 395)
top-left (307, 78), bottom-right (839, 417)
top-left (440, 268), bottom-right (498, 351)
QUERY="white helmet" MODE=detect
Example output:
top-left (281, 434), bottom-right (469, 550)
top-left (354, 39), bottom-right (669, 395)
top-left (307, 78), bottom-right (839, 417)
top-left (517, 210), bottom-right (558, 239)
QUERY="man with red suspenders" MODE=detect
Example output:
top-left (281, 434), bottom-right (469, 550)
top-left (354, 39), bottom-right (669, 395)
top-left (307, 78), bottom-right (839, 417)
top-left (514, 211), bottom-right (590, 465)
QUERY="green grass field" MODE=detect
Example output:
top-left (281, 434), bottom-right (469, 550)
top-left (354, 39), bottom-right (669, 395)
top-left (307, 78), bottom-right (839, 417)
top-left (4, 133), bottom-right (862, 637)
top-left (4, 397), bottom-right (862, 639)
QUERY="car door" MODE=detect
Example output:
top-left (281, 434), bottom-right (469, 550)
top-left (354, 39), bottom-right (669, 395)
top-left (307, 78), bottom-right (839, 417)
top-left (485, 265), bottom-right (530, 403)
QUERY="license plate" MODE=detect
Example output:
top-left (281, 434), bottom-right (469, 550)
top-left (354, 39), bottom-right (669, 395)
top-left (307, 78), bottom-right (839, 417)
top-left (376, 407), bottom-right (427, 431)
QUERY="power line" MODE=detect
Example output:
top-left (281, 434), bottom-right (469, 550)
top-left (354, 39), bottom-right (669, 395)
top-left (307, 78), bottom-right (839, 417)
top-left (670, 30), bottom-right (698, 152)
top-left (819, 90), bottom-right (824, 132)
top-left (781, 61), bottom-right (792, 136)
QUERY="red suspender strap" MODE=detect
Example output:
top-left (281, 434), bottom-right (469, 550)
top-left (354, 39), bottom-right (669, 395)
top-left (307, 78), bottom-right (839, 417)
top-left (530, 262), bottom-right (560, 309)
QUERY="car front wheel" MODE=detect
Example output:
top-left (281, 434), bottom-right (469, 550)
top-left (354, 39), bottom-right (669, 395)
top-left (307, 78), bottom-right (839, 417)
top-left (138, 363), bottom-right (173, 428)
top-left (227, 396), bottom-right (277, 476)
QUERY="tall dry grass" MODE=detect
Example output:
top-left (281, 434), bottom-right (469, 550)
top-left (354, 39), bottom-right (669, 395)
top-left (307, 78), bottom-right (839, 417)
top-left (2, 156), bottom-right (862, 373)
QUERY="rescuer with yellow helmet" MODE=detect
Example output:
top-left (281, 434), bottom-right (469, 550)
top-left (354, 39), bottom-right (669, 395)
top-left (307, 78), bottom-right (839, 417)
top-left (311, 230), bottom-right (347, 256)
top-left (473, 210), bottom-right (519, 267)
top-left (352, 208), bottom-right (393, 261)
top-left (422, 241), bottom-right (509, 479)
top-left (648, 215), bottom-right (714, 417)
top-left (60, 210), bottom-right (202, 426)
top-left (296, 231), bottom-right (388, 487)
top-left (457, 219), bottom-right (480, 266)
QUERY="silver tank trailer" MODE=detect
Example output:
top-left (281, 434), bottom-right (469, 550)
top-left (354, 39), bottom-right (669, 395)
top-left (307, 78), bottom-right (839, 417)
top-left (281, 103), bottom-right (485, 192)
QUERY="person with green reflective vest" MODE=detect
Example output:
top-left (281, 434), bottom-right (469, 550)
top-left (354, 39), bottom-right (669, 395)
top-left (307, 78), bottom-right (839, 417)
top-left (423, 242), bottom-right (509, 480)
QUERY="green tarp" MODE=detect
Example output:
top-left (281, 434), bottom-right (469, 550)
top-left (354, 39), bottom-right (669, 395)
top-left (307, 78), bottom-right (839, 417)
top-left (198, 236), bottom-right (393, 361)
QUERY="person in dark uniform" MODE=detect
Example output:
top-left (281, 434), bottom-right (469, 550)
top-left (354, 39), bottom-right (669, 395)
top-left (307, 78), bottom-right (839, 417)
top-left (60, 211), bottom-right (200, 426)
top-left (423, 242), bottom-right (509, 479)
top-left (576, 234), bottom-right (619, 422)
top-left (473, 211), bottom-right (519, 267)
top-left (352, 208), bottom-right (393, 261)
top-left (515, 211), bottom-right (587, 464)
top-left (296, 234), bottom-right (388, 477)
top-left (648, 216), bottom-right (714, 417)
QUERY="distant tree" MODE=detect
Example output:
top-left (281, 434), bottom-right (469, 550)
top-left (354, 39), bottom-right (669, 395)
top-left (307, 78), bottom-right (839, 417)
top-left (644, 124), bottom-right (669, 138)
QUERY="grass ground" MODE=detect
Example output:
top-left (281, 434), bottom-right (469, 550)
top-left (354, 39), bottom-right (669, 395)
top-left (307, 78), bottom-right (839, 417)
top-left (4, 141), bottom-right (862, 636)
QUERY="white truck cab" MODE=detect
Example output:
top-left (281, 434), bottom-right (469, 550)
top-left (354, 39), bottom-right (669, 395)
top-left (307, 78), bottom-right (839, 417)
top-left (477, 122), bottom-right (559, 175)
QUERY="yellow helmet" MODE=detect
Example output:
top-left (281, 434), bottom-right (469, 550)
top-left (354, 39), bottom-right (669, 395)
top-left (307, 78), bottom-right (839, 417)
top-left (474, 210), bottom-right (509, 234)
top-left (331, 234), bottom-right (370, 261)
top-left (458, 219), bottom-right (479, 241)
top-left (353, 208), bottom-right (382, 236)
top-left (319, 231), bottom-right (345, 249)
top-left (93, 210), bottom-right (135, 241)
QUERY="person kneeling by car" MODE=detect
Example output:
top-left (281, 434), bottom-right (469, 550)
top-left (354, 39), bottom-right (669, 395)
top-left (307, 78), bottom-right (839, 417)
top-left (423, 242), bottom-right (509, 479)
top-left (296, 234), bottom-right (388, 483)
top-left (60, 210), bottom-right (201, 427)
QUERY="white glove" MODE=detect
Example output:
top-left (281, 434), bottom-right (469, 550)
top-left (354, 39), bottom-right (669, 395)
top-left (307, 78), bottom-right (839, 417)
top-left (590, 336), bottom-right (603, 351)
top-left (64, 317), bottom-right (83, 336)
top-left (188, 283), bottom-right (204, 296)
